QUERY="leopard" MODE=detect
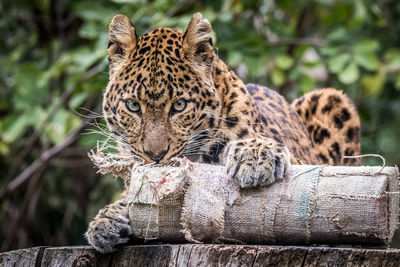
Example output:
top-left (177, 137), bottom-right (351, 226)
top-left (85, 13), bottom-right (361, 253)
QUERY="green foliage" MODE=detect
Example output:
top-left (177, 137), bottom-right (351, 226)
top-left (0, 0), bottom-right (399, 250)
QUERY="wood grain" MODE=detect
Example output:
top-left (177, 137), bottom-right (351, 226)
top-left (1, 245), bottom-right (400, 266)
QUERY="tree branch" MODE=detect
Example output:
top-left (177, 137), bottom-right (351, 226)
top-left (6, 63), bottom-right (103, 180)
top-left (165, 0), bottom-right (196, 17)
top-left (0, 119), bottom-right (90, 200)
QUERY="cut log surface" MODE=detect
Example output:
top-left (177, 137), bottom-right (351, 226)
top-left (1, 245), bottom-right (400, 266)
top-left (0, 246), bottom-right (46, 267)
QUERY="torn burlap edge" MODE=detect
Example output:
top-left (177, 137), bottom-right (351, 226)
top-left (88, 147), bottom-right (400, 245)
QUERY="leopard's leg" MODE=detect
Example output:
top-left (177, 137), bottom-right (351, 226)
top-left (291, 88), bottom-right (361, 165)
top-left (85, 194), bottom-right (131, 253)
top-left (222, 137), bottom-right (291, 188)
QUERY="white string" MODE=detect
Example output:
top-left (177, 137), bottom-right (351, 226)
top-left (342, 153), bottom-right (386, 172)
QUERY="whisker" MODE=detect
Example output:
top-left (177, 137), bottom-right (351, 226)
top-left (73, 107), bottom-right (104, 119)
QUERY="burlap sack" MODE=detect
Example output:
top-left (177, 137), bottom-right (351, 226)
top-left (127, 162), bottom-right (399, 246)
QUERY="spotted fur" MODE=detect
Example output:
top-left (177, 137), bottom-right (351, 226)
top-left (291, 88), bottom-right (361, 165)
top-left (86, 13), bottom-right (361, 253)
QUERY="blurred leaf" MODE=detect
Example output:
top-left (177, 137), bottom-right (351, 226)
top-left (61, 47), bottom-right (106, 74)
top-left (349, 0), bottom-right (367, 29)
top-left (293, 45), bottom-right (309, 59)
top-left (355, 52), bottom-right (379, 71)
top-left (299, 73), bottom-right (315, 93)
top-left (396, 75), bottom-right (400, 89)
top-left (328, 53), bottom-right (350, 73)
top-left (354, 0), bottom-right (367, 20)
top-left (339, 62), bottom-right (359, 84)
top-left (275, 54), bottom-right (293, 70)
top-left (111, 191), bottom-right (123, 203)
top-left (320, 45), bottom-right (343, 56)
top-left (244, 57), bottom-right (262, 77)
top-left (326, 27), bottom-right (347, 41)
top-left (69, 92), bottom-right (89, 110)
top-left (378, 127), bottom-right (398, 153)
top-left (47, 109), bottom-right (81, 144)
top-left (271, 68), bottom-right (285, 86)
top-left (384, 49), bottom-right (400, 72)
top-left (302, 61), bottom-right (321, 68)
top-left (0, 142), bottom-right (9, 155)
top-left (227, 51), bottom-right (242, 66)
top-left (354, 39), bottom-right (379, 54)
top-left (1, 114), bottom-right (30, 144)
top-left (361, 65), bottom-right (385, 96)
top-left (79, 23), bottom-right (105, 40)
top-left (111, 0), bottom-right (145, 3)
top-left (73, 2), bottom-right (117, 23)
top-left (14, 64), bottom-right (48, 107)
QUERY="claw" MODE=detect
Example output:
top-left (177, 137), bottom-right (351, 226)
top-left (86, 213), bottom-right (131, 253)
top-left (274, 156), bottom-right (284, 180)
top-left (119, 227), bottom-right (130, 238)
top-left (224, 138), bottom-right (290, 188)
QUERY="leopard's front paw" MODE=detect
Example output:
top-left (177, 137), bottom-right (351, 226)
top-left (85, 208), bottom-right (131, 253)
top-left (224, 138), bottom-right (290, 188)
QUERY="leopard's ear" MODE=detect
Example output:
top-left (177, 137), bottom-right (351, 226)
top-left (108, 14), bottom-right (137, 74)
top-left (182, 13), bottom-right (214, 66)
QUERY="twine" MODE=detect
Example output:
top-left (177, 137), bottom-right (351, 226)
top-left (342, 153), bottom-right (386, 172)
top-left (90, 146), bottom-right (398, 245)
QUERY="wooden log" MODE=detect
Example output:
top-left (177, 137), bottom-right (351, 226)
top-left (1, 245), bottom-right (400, 266)
top-left (40, 246), bottom-right (112, 267)
top-left (128, 164), bottom-right (399, 245)
top-left (89, 147), bottom-right (399, 246)
top-left (0, 246), bottom-right (46, 267)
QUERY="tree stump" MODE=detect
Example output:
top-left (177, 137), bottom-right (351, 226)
top-left (1, 245), bottom-right (400, 266)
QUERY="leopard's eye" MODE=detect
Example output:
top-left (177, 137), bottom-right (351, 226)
top-left (125, 100), bottom-right (141, 113)
top-left (172, 99), bottom-right (187, 113)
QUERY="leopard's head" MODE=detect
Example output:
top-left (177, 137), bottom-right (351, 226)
top-left (103, 13), bottom-right (221, 163)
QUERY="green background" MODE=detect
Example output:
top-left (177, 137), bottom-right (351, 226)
top-left (1, 0), bottom-right (399, 251)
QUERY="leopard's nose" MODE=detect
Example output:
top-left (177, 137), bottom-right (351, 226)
top-left (144, 149), bottom-right (167, 163)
